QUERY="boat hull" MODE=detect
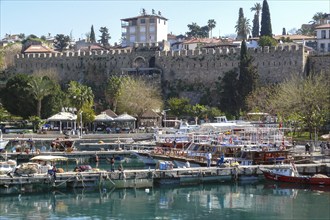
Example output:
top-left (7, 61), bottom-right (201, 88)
top-left (261, 169), bottom-right (330, 185)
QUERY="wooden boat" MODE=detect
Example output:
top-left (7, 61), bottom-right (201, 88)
top-left (260, 164), bottom-right (330, 185)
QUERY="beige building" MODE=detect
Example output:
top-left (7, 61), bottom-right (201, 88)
top-left (121, 10), bottom-right (168, 47)
top-left (315, 24), bottom-right (330, 53)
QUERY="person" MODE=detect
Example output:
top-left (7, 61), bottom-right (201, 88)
top-left (305, 143), bottom-right (310, 154)
top-left (216, 154), bottom-right (225, 167)
top-left (118, 163), bottom-right (123, 171)
top-left (185, 160), bottom-right (190, 168)
top-left (110, 157), bottom-right (115, 172)
top-left (51, 165), bottom-right (57, 180)
top-left (173, 140), bottom-right (177, 148)
top-left (206, 151), bottom-right (212, 167)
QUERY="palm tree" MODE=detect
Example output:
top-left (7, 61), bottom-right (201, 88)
top-left (250, 3), bottom-right (262, 16)
top-left (67, 81), bottom-right (94, 112)
top-left (235, 17), bottom-right (251, 40)
top-left (311, 12), bottom-right (328, 25)
top-left (28, 76), bottom-right (54, 117)
top-left (250, 3), bottom-right (262, 37)
top-left (207, 19), bottom-right (216, 38)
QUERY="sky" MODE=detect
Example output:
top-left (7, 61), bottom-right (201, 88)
top-left (1, 0), bottom-right (329, 44)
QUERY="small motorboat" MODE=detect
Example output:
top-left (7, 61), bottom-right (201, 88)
top-left (260, 163), bottom-right (330, 185)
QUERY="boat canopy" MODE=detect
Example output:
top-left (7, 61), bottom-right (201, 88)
top-left (30, 155), bottom-right (69, 161)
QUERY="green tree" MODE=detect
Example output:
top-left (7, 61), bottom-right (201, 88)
top-left (189, 104), bottom-right (207, 124)
top-left (0, 74), bottom-right (35, 118)
top-left (27, 76), bottom-right (54, 117)
top-left (207, 19), bottom-right (216, 38)
top-left (54, 34), bottom-right (70, 52)
top-left (269, 73), bottom-right (330, 140)
top-left (186, 22), bottom-right (209, 38)
top-left (167, 97), bottom-right (190, 118)
top-left (99, 27), bottom-right (110, 47)
top-left (258, 35), bottom-right (277, 47)
top-left (260, 0), bottom-right (272, 37)
top-left (67, 81), bottom-right (94, 112)
top-left (105, 76), bottom-right (122, 112)
top-left (28, 116), bottom-right (44, 132)
top-left (235, 8), bottom-right (251, 40)
top-left (217, 68), bottom-right (240, 117)
top-left (90, 25), bottom-right (96, 43)
top-left (238, 40), bottom-right (258, 113)
top-left (250, 3), bottom-right (262, 37)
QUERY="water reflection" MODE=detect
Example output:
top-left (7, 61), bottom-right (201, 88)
top-left (1, 181), bottom-right (329, 219)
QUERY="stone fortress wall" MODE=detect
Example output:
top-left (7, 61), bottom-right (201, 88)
top-left (14, 44), bottom-right (326, 103)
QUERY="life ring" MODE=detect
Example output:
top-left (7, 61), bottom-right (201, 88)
top-left (262, 146), bottom-right (268, 151)
top-left (165, 138), bottom-right (171, 143)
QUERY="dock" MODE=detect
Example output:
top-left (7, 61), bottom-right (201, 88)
top-left (1, 163), bottom-right (329, 194)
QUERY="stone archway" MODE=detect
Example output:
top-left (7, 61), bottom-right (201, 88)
top-left (133, 56), bottom-right (147, 68)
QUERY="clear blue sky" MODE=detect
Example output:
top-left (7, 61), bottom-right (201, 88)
top-left (1, 0), bottom-right (329, 44)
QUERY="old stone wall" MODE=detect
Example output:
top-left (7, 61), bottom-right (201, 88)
top-left (308, 55), bottom-right (330, 75)
top-left (14, 44), bottom-right (329, 104)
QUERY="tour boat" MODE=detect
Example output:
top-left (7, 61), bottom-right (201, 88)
top-left (260, 164), bottom-right (330, 185)
top-left (0, 130), bottom-right (9, 152)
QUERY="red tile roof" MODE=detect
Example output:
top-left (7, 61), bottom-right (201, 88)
top-left (23, 45), bottom-right (53, 53)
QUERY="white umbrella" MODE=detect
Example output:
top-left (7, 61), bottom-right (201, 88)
top-left (94, 112), bottom-right (114, 121)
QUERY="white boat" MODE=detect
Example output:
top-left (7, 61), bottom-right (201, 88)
top-left (0, 130), bottom-right (9, 152)
top-left (0, 160), bottom-right (17, 175)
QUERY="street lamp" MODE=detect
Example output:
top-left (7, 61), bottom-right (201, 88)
top-left (80, 111), bottom-right (83, 139)
top-left (163, 109), bottom-right (171, 128)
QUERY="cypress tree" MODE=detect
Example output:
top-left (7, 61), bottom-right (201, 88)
top-left (235, 8), bottom-right (245, 40)
top-left (282, 28), bottom-right (286, 35)
top-left (252, 14), bottom-right (259, 37)
top-left (90, 25), bottom-right (96, 43)
top-left (260, 0), bottom-right (272, 37)
top-left (238, 40), bottom-right (258, 113)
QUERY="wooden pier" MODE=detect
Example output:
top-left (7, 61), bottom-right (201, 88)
top-left (1, 163), bottom-right (329, 194)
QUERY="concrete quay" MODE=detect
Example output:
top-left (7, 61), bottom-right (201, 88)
top-left (1, 163), bottom-right (329, 194)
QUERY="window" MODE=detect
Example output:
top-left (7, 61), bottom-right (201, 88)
top-left (140, 19), bottom-right (145, 24)
top-left (150, 26), bottom-right (155, 32)
top-left (320, 43), bottom-right (325, 52)
top-left (140, 26), bottom-right (146, 32)
top-left (129, 26), bottom-right (136, 33)
top-left (150, 18), bottom-right (155, 23)
top-left (131, 20), bottom-right (137, 26)
top-left (321, 30), bottom-right (326, 39)
top-left (328, 43), bottom-right (330, 52)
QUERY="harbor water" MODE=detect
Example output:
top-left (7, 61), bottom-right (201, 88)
top-left (1, 181), bottom-right (329, 220)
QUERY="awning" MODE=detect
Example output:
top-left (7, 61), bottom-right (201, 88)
top-left (30, 155), bottom-right (68, 161)
top-left (47, 112), bottom-right (77, 121)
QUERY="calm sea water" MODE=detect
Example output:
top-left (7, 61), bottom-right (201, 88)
top-left (1, 180), bottom-right (329, 220)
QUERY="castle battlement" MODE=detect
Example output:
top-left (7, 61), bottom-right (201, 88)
top-left (15, 44), bottom-right (303, 60)
top-left (16, 48), bottom-right (134, 59)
